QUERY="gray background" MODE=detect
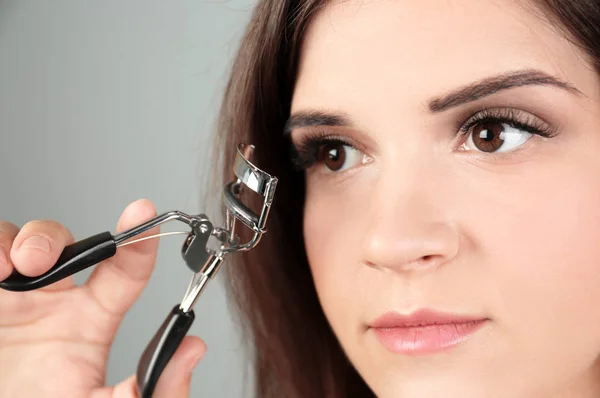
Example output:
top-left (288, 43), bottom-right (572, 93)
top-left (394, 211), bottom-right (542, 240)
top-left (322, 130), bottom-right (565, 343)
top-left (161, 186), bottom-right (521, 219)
top-left (0, 1), bottom-right (258, 396)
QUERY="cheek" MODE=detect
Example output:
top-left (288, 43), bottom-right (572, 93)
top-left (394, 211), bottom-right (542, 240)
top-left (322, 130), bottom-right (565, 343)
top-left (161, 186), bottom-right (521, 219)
top-left (469, 156), bottom-right (600, 370)
top-left (301, 146), bottom-right (600, 390)
top-left (484, 169), bottom-right (600, 319)
top-left (302, 180), bottom-right (369, 328)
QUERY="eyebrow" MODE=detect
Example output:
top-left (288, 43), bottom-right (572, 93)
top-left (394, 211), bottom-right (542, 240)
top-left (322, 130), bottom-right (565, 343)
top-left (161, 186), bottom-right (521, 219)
top-left (429, 69), bottom-right (582, 112)
top-left (284, 69), bottom-right (582, 132)
top-left (283, 111), bottom-right (353, 134)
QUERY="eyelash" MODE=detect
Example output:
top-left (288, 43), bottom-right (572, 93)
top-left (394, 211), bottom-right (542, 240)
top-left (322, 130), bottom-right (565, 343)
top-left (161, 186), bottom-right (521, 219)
top-left (456, 107), bottom-right (557, 139)
top-left (289, 131), bottom-right (355, 171)
top-left (289, 107), bottom-right (558, 171)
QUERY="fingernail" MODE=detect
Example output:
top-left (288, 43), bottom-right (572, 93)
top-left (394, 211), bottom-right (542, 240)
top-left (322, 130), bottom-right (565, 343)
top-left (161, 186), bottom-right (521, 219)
top-left (188, 353), bottom-right (203, 373)
top-left (19, 236), bottom-right (51, 253)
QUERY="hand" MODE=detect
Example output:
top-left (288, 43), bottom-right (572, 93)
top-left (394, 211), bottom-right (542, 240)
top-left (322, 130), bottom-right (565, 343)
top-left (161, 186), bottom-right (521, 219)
top-left (0, 199), bottom-right (205, 397)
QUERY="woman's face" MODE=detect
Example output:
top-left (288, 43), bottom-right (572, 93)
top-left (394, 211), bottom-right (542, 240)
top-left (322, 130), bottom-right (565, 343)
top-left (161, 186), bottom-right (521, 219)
top-left (288, 0), bottom-right (600, 397)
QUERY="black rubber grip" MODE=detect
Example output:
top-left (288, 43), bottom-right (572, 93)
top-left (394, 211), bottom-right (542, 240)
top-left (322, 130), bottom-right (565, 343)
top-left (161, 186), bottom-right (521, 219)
top-left (0, 231), bottom-right (116, 292)
top-left (136, 305), bottom-right (195, 398)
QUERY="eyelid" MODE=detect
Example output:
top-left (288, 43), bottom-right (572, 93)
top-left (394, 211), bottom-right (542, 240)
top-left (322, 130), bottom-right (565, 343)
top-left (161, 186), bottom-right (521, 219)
top-left (290, 107), bottom-right (558, 169)
top-left (290, 128), bottom-right (372, 156)
top-left (288, 128), bottom-right (373, 172)
top-left (454, 106), bottom-right (560, 159)
top-left (455, 107), bottom-right (558, 138)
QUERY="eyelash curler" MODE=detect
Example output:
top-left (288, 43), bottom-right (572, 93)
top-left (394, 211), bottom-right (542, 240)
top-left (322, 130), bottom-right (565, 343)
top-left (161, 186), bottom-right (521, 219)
top-left (0, 143), bottom-right (278, 398)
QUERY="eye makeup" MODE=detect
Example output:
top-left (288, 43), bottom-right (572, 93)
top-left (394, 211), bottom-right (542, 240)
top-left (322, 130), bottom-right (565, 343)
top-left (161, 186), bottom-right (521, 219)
top-left (288, 106), bottom-right (560, 172)
top-left (456, 107), bottom-right (558, 140)
top-left (288, 130), bottom-right (367, 172)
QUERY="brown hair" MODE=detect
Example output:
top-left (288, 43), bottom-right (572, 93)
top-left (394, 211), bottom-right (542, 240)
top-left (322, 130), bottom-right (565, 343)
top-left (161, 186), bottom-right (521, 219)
top-left (210, 1), bottom-right (600, 397)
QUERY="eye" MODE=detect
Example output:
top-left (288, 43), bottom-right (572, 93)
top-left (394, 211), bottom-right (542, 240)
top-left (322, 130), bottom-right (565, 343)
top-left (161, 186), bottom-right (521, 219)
top-left (463, 121), bottom-right (533, 153)
top-left (317, 142), bottom-right (365, 172)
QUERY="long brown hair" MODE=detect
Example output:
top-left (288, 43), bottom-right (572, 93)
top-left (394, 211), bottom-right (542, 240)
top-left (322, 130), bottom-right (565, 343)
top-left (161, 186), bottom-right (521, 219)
top-left (210, 1), bottom-right (600, 396)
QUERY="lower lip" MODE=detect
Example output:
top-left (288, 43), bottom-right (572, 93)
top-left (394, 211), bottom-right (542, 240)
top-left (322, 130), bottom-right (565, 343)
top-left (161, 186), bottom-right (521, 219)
top-left (371, 319), bottom-right (487, 355)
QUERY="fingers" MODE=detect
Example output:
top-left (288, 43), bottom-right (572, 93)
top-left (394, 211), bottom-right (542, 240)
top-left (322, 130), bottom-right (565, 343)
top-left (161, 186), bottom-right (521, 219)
top-left (0, 219), bottom-right (75, 291)
top-left (84, 199), bottom-right (161, 318)
top-left (92, 335), bottom-right (206, 398)
top-left (0, 222), bottom-right (19, 281)
top-left (147, 335), bottom-right (206, 397)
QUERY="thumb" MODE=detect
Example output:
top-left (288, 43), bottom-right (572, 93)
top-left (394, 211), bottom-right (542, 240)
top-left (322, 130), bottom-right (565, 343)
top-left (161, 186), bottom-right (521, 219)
top-left (84, 198), bottom-right (160, 318)
top-left (93, 335), bottom-right (206, 398)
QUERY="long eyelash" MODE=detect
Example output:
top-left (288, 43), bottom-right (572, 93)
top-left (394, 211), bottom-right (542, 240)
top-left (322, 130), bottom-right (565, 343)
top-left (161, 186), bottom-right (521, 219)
top-left (288, 109), bottom-right (555, 169)
top-left (457, 108), bottom-right (558, 138)
top-left (289, 131), bottom-right (354, 171)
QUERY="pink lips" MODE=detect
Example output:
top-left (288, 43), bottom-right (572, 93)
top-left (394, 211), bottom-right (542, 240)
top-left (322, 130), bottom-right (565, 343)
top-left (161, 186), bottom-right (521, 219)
top-left (369, 309), bottom-right (488, 355)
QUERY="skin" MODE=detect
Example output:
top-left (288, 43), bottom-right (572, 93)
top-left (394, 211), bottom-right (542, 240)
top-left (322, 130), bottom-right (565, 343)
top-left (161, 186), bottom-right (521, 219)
top-left (0, 199), bottom-right (206, 397)
top-left (289, 0), bottom-right (600, 397)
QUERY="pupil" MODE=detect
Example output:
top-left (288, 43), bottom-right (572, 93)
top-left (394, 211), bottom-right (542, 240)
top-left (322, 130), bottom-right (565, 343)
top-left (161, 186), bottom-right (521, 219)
top-left (328, 148), bottom-right (339, 161)
top-left (322, 143), bottom-right (346, 171)
top-left (481, 129), bottom-right (494, 141)
top-left (473, 122), bottom-right (505, 152)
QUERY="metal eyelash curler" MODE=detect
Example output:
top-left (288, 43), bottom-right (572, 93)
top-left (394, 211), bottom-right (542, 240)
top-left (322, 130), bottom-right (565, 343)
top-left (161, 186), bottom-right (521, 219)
top-left (0, 143), bottom-right (278, 398)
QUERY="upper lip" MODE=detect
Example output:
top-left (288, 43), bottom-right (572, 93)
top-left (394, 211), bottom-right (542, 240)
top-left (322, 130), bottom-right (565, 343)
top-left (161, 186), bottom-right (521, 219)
top-left (369, 309), bottom-right (487, 328)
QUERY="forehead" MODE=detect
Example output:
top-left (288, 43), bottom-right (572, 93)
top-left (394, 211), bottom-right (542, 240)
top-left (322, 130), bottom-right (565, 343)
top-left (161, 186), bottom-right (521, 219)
top-left (291, 0), bottom-right (592, 114)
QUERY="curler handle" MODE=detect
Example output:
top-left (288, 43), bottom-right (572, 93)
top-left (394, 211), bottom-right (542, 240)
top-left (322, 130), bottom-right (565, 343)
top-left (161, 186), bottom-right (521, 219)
top-left (0, 231), bottom-right (116, 292)
top-left (136, 305), bottom-right (195, 398)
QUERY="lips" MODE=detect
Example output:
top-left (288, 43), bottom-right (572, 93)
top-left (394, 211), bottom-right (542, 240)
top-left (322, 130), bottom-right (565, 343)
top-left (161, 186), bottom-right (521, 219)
top-left (369, 309), bottom-right (488, 355)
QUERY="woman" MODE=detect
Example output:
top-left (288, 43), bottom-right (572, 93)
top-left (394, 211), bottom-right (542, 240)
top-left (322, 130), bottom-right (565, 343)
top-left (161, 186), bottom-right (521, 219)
top-left (2, 0), bottom-right (600, 396)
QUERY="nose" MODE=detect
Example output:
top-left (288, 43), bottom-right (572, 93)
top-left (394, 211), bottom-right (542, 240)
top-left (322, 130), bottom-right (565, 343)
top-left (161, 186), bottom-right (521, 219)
top-left (361, 162), bottom-right (460, 274)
